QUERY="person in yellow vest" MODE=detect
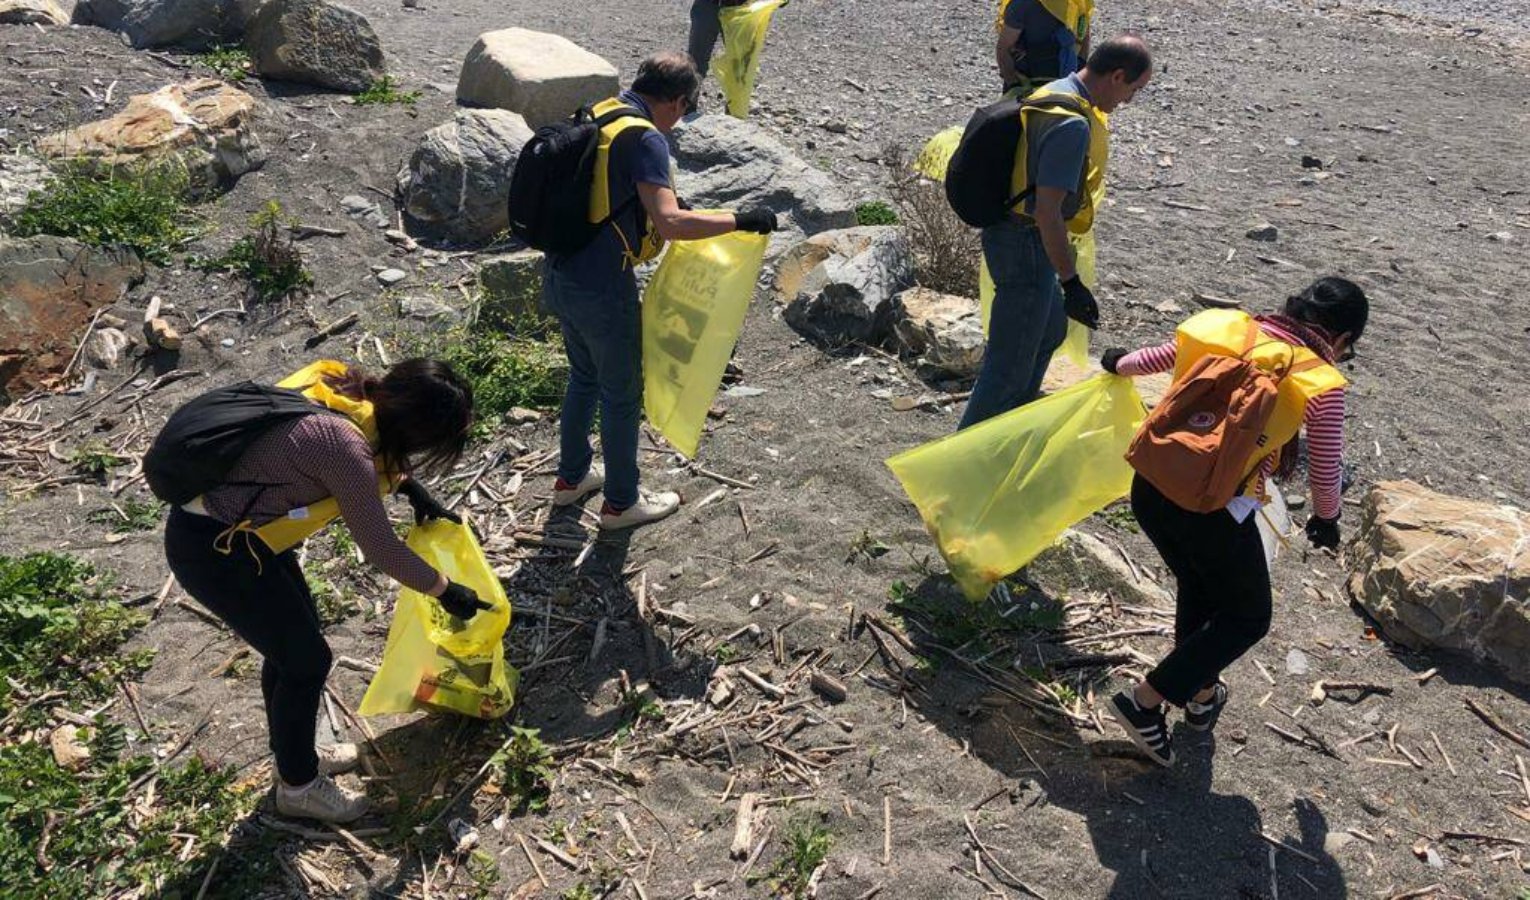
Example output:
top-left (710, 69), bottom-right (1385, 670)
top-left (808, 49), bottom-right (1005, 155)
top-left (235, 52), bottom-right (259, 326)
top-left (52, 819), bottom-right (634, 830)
top-left (996, 0), bottom-right (1095, 98)
top-left (1099, 278), bottom-right (1369, 766)
top-left (544, 51), bottom-right (776, 530)
top-left (162, 358), bottom-right (481, 823)
top-left (959, 35), bottom-right (1151, 431)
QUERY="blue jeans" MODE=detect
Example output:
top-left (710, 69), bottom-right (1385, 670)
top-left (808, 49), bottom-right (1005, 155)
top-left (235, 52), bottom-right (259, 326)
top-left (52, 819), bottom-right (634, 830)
top-left (958, 219), bottom-right (1067, 430)
top-left (545, 263), bottom-right (643, 509)
top-left (688, 0), bottom-right (722, 80)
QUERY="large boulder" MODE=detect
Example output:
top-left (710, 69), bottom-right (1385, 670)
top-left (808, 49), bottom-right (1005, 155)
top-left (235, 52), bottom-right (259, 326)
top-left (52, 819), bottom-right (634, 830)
top-left (1348, 480), bottom-right (1530, 683)
top-left (672, 114), bottom-right (856, 242)
top-left (396, 109), bottom-right (533, 245)
top-left (456, 28), bottom-right (618, 129)
top-left (35, 79), bottom-right (264, 199)
top-left (779, 226), bottom-right (914, 346)
top-left (0, 0), bottom-right (68, 25)
top-left (477, 249), bottom-right (547, 330)
top-left (0, 236), bottom-right (145, 398)
top-left (890, 287), bottom-right (985, 377)
top-left (0, 153), bottom-right (53, 223)
top-left (71, 0), bottom-right (252, 49)
top-left (1031, 528), bottom-right (1173, 608)
top-left (245, 0), bottom-right (384, 93)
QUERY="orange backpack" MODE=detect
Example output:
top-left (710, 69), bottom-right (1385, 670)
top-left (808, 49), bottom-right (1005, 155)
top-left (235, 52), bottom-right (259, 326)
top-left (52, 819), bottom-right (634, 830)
top-left (1125, 333), bottom-right (1323, 513)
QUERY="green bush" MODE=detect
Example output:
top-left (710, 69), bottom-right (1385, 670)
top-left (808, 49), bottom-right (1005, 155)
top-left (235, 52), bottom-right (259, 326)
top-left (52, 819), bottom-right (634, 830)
top-left (8, 166), bottom-right (191, 265)
top-left (193, 45), bottom-right (250, 83)
top-left (437, 330), bottom-right (567, 438)
top-left (855, 200), bottom-right (899, 226)
top-left (192, 201), bottom-right (312, 303)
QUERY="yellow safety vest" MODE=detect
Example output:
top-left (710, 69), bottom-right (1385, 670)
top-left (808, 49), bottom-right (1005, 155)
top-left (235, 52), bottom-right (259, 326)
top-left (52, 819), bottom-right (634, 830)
top-left (588, 97), bottom-right (666, 267)
top-left (214, 360), bottom-right (399, 556)
top-left (1172, 309), bottom-right (1347, 484)
top-left (1009, 84), bottom-right (1109, 235)
top-left (995, 0), bottom-right (1094, 43)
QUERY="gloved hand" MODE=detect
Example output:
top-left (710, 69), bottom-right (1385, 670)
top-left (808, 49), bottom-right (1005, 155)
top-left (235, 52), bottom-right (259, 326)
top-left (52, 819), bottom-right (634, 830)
top-left (733, 207), bottom-right (778, 235)
top-left (1100, 347), bottom-right (1128, 374)
top-left (1304, 515), bottom-right (1340, 551)
top-left (1060, 275), bottom-right (1100, 329)
top-left (399, 478), bottom-right (460, 525)
top-left (437, 581), bottom-right (492, 620)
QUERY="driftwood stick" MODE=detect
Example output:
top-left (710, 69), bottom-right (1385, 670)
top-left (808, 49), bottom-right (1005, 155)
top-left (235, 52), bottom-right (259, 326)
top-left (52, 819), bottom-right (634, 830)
top-left (1465, 697), bottom-right (1530, 751)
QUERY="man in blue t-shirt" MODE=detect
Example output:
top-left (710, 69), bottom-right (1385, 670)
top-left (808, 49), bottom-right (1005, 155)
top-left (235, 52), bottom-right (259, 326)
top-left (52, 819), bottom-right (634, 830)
top-left (545, 52), bottom-right (776, 531)
top-left (996, 0), bottom-right (1091, 97)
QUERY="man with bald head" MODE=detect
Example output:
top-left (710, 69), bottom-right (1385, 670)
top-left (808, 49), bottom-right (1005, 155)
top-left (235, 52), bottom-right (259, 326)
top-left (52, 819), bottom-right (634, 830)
top-left (960, 34), bottom-right (1154, 429)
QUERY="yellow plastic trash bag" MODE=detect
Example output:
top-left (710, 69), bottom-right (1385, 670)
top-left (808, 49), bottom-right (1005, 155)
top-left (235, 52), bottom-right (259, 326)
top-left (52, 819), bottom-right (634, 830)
top-left (642, 225), bottom-right (769, 457)
top-left (359, 519), bottom-right (517, 719)
top-left (914, 126), bottom-right (964, 181)
top-left (717, 0), bottom-right (786, 118)
top-left (887, 374), bottom-right (1146, 600)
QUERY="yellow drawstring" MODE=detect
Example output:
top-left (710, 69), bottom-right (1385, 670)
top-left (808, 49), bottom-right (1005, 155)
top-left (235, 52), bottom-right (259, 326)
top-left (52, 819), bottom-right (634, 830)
top-left (213, 521), bottom-right (265, 576)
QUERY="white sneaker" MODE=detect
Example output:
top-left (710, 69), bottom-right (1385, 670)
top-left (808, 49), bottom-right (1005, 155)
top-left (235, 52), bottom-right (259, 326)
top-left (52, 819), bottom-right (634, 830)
top-left (553, 463), bottom-right (605, 507)
top-left (317, 743), bottom-right (360, 776)
top-left (273, 775), bottom-right (370, 824)
top-left (600, 489), bottom-right (681, 531)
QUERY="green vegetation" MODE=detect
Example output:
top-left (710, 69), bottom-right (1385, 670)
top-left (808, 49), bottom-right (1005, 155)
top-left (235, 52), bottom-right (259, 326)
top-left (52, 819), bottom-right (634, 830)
top-left (86, 498), bottom-right (165, 534)
top-left (307, 573), bottom-right (361, 629)
top-left (193, 45), bottom-right (250, 82)
top-left (437, 330), bottom-right (567, 438)
top-left (713, 642), bottom-right (741, 664)
top-left (888, 578), bottom-right (1062, 657)
top-left (855, 200), bottom-right (899, 226)
top-left (355, 76), bottom-right (422, 106)
top-left (9, 165), bottom-right (191, 265)
top-left (1096, 501), bottom-right (1140, 534)
top-left (846, 529), bottom-right (891, 564)
top-left (489, 726), bottom-right (554, 815)
top-left (69, 441), bottom-right (126, 480)
top-left (0, 552), bottom-right (255, 899)
top-left (192, 201), bottom-right (312, 303)
top-left (757, 821), bottom-right (832, 898)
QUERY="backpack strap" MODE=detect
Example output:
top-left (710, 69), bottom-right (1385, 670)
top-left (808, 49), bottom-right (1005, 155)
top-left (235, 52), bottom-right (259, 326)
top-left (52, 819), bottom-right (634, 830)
top-left (1008, 93), bottom-right (1094, 213)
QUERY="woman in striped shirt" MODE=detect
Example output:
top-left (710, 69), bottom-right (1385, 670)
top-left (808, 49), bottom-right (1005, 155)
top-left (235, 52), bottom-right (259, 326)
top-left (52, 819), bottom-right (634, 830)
top-left (1099, 277), bottom-right (1369, 766)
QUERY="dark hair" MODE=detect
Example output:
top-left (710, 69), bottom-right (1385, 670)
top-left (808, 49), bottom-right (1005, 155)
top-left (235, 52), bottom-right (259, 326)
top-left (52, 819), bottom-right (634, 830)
top-left (633, 51), bottom-right (701, 108)
top-left (327, 358), bottom-right (474, 477)
top-left (1284, 277), bottom-right (1369, 344)
top-left (1086, 35), bottom-right (1153, 82)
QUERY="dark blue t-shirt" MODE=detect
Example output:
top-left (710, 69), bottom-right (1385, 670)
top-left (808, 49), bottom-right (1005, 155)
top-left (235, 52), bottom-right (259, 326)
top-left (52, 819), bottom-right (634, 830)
top-left (1003, 0), bottom-right (1079, 81)
top-left (547, 91), bottom-right (672, 293)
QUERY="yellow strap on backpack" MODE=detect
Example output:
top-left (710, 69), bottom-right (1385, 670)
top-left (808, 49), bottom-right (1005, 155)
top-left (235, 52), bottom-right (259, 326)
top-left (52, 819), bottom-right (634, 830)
top-left (887, 374), bottom-right (1145, 600)
top-left (716, 0), bottom-right (786, 118)
top-left (642, 221), bottom-right (770, 458)
top-left (359, 519), bottom-right (517, 719)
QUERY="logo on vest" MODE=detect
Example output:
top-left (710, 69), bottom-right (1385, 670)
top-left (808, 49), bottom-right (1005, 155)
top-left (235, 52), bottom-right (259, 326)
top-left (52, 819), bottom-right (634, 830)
top-left (1187, 411), bottom-right (1217, 431)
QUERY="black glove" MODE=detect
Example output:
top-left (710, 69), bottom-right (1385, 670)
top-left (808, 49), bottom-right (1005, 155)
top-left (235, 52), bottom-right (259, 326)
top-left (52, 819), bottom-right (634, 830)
top-left (437, 581), bottom-right (492, 620)
top-left (1100, 347), bottom-right (1128, 374)
top-left (1060, 276), bottom-right (1100, 329)
top-left (399, 478), bottom-right (460, 525)
top-left (1305, 515), bottom-right (1340, 551)
top-left (733, 207), bottom-right (778, 235)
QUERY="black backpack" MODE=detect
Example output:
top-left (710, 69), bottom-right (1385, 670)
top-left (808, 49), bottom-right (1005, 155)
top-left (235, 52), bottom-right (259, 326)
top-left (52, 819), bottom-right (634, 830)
top-left (144, 382), bottom-right (324, 505)
top-left (506, 104), bottom-right (649, 255)
top-left (944, 93), bottom-right (1090, 228)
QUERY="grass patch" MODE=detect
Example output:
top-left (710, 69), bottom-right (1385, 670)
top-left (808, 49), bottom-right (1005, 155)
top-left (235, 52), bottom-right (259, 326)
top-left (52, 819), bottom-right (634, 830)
top-left (69, 441), bottom-right (126, 480)
top-left (755, 820), bottom-right (832, 898)
top-left (193, 44), bottom-right (250, 82)
top-left (855, 200), bottom-right (899, 226)
top-left (436, 329), bottom-right (567, 439)
top-left (1095, 501), bottom-right (1140, 534)
top-left (355, 76), bottom-right (421, 106)
top-left (489, 726), bottom-right (554, 815)
top-left (85, 498), bottom-right (165, 534)
top-left (8, 165), bottom-right (192, 265)
top-left (191, 201), bottom-right (312, 303)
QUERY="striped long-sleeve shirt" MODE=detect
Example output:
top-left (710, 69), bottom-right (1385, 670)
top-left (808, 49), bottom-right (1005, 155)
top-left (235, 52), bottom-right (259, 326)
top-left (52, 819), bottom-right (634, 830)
top-left (1115, 320), bottom-right (1345, 519)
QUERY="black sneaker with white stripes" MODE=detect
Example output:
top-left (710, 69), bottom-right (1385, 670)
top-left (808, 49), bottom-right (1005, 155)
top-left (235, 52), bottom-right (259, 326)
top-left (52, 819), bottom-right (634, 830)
top-left (1109, 689), bottom-right (1176, 767)
top-left (1184, 680), bottom-right (1229, 733)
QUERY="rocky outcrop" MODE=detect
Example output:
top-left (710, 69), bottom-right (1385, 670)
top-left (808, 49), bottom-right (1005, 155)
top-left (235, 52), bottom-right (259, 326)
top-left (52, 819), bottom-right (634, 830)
top-left (396, 109), bottom-right (533, 245)
top-left (245, 0), bottom-right (384, 93)
top-left (0, 153), bottom-right (53, 223)
top-left (778, 227), bottom-right (914, 346)
top-left (889, 287), bottom-right (985, 377)
top-left (35, 79), bottom-right (264, 199)
top-left (477, 250), bottom-right (546, 330)
top-left (71, 0), bottom-right (254, 49)
top-left (456, 28), bottom-right (619, 129)
top-left (0, 236), bottom-right (145, 398)
top-left (1349, 480), bottom-right (1530, 683)
top-left (1031, 528), bottom-right (1173, 608)
top-left (672, 114), bottom-right (856, 242)
top-left (0, 0), bottom-right (68, 26)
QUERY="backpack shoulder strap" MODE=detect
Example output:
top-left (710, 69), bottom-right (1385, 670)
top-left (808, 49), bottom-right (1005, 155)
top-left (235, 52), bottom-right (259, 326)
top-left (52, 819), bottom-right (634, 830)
top-left (594, 105), bottom-right (652, 128)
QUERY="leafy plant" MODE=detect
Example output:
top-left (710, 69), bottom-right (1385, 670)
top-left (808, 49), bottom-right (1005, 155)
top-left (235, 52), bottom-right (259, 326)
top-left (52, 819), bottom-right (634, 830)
top-left (758, 821), bottom-right (832, 898)
top-left (69, 441), bottom-right (126, 479)
top-left (1095, 502), bottom-right (1140, 534)
top-left (194, 45), bottom-right (250, 82)
top-left (713, 642), bottom-right (740, 664)
top-left (560, 885), bottom-right (596, 900)
top-left (9, 165), bottom-right (191, 265)
top-left (192, 201), bottom-right (312, 303)
top-left (436, 330), bottom-right (567, 438)
top-left (854, 200), bottom-right (899, 226)
top-left (86, 497), bottom-right (165, 533)
top-left (847, 529), bottom-right (891, 564)
top-left (489, 727), bottom-right (554, 815)
top-left (307, 574), bottom-right (360, 629)
top-left (355, 76), bottom-right (422, 106)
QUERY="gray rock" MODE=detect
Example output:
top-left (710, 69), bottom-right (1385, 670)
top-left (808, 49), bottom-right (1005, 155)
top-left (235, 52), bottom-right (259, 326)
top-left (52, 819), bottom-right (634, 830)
top-left (0, 153), bottom-right (52, 223)
top-left (396, 109), bottom-right (533, 245)
top-left (377, 268), bottom-right (408, 286)
top-left (672, 114), bottom-right (857, 243)
top-left (456, 28), bottom-right (618, 129)
top-left (1349, 480), bottom-right (1530, 684)
top-left (780, 226), bottom-right (914, 345)
top-left (245, 0), bottom-right (384, 93)
top-left (1285, 648), bottom-right (1310, 676)
top-left (72, 0), bottom-right (255, 49)
top-left (476, 249), bottom-right (546, 329)
top-left (399, 295), bottom-right (457, 320)
top-left (0, 0), bottom-right (68, 25)
top-left (83, 327), bottom-right (131, 369)
top-left (889, 287), bottom-right (985, 377)
top-left (1030, 529), bottom-right (1173, 608)
top-left (1246, 222), bottom-right (1279, 242)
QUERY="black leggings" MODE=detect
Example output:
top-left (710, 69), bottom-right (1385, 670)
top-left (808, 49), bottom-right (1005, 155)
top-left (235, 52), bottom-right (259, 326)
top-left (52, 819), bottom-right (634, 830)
top-left (1130, 476), bottom-right (1273, 707)
top-left (164, 508), bottom-right (332, 785)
